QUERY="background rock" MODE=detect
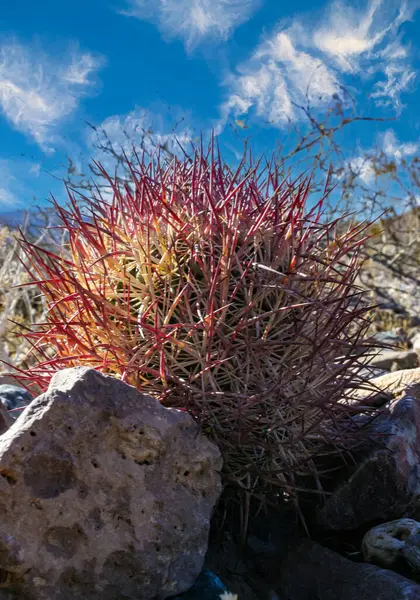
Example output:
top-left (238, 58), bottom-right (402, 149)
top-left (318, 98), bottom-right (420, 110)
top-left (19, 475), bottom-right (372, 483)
top-left (279, 540), bottom-right (420, 600)
top-left (318, 373), bottom-right (420, 530)
top-left (373, 329), bottom-right (407, 347)
top-left (0, 384), bottom-right (33, 421)
top-left (412, 332), bottom-right (420, 355)
top-left (357, 366), bottom-right (388, 381)
top-left (368, 349), bottom-right (419, 372)
top-left (0, 367), bottom-right (222, 600)
top-left (0, 401), bottom-right (11, 434)
top-left (350, 368), bottom-right (420, 406)
top-left (362, 519), bottom-right (420, 569)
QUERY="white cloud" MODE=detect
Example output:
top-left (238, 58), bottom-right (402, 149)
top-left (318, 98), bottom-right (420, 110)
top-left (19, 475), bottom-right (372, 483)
top-left (259, 32), bottom-right (340, 104)
top-left (62, 53), bottom-right (102, 85)
top-left (378, 38), bottom-right (409, 61)
top-left (29, 163), bottom-right (41, 177)
top-left (312, 0), bottom-right (415, 110)
top-left (87, 107), bottom-right (194, 171)
top-left (370, 63), bottom-right (416, 111)
top-left (0, 40), bottom-right (104, 151)
top-left (343, 129), bottom-right (418, 186)
top-left (219, 64), bottom-right (291, 130)
top-left (124, 0), bottom-right (261, 50)
top-left (313, 0), bottom-right (389, 72)
top-left (219, 0), bottom-right (416, 130)
top-left (219, 30), bottom-right (341, 129)
top-left (381, 128), bottom-right (418, 160)
top-left (346, 156), bottom-right (377, 185)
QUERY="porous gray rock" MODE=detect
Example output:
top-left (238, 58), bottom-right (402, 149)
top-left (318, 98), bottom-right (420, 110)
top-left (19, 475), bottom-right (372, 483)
top-left (0, 367), bottom-right (222, 600)
top-left (362, 519), bottom-right (420, 569)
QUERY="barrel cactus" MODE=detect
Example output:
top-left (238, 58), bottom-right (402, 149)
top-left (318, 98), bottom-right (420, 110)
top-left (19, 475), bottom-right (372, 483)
top-left (18, 143), bottom-right (374, 500)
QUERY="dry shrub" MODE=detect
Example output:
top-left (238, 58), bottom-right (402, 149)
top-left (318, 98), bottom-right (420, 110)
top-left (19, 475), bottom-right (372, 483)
top-left (0, 226), bottom-right (46, 371)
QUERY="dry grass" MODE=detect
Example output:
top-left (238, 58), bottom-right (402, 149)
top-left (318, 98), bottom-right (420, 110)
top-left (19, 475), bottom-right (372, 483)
top-left (0, 226), bottom-right (44, 372)
top-left (0, 214), bottom-right (64, 376)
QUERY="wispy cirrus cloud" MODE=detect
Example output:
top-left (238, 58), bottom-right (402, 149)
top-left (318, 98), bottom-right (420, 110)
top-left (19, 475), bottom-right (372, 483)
top-left (381, 128), bottom-right (418, 160)
top-left (87, 106), bottom-right (194, 171)
top-left (312, 0), bottom-right (410, 71)
top-left (345, 155), bottom-right (377, 185)
top-left (80, 107), bottom-right (194, 202)
top-left (370, 62), bottom-right (416, 110)
top-left (219, 0), bottom-right (417, 130)
top-left (313, 0), bottom-right (416, 110)
top-left (0, 40), bottom-right (104, 151)
top-left (344, 128), bottom-right (419, 185)
top-left (123, 0), bottom-right (262, 50)
top-left (219, 30), bottom-right (341, 130)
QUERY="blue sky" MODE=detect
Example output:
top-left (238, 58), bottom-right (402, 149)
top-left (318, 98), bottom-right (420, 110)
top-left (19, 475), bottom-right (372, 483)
top-left (0, 0), bottom-right (419, 212)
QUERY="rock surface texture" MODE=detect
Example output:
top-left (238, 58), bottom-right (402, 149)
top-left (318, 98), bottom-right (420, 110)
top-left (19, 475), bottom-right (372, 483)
top-left (362, 519), bottom-right (420, 569)
top-left (369, 349), bottom-right (419, 372)
top-left (279, 540), bottom-right (420, 600)
top-left (318, 368), bottom-right (420, 530)
top-left (0, 367), bottom-right (222, 600)
top-left (413, 331), bottom-right (420, 355)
